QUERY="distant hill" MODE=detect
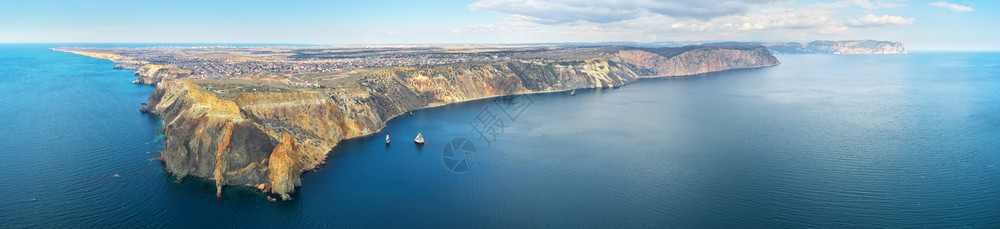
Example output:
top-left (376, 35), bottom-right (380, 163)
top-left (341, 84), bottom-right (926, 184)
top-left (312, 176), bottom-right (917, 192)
top-left (703, 40), bottom-right (907, 54)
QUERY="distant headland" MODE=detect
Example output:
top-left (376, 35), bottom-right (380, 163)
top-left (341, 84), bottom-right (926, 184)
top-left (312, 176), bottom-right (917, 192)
top-left (704, 40), bottom-right (907, 54)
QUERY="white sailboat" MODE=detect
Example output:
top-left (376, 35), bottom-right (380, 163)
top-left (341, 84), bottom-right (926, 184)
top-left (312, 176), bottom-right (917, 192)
top-left (414, 133), bottom-right (425, 144)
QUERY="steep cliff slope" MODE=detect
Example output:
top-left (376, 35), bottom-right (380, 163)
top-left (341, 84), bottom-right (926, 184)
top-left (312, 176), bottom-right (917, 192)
top-left (128, 46), bottom-right (781, 200)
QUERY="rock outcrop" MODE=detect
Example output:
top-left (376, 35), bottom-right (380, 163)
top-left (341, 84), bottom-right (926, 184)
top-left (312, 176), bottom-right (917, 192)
top-left (83, 46), bottom-right (782, 200)
top-left (268, 133), bottom-right (301, 200)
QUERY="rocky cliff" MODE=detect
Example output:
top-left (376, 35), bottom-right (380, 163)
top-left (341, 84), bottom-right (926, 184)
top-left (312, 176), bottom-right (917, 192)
top-left (117, 46), bottom-right (781, 200)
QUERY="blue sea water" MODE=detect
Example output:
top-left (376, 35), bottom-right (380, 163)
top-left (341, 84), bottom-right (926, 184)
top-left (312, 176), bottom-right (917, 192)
top-left (1, 44), bottom-right (999, 228)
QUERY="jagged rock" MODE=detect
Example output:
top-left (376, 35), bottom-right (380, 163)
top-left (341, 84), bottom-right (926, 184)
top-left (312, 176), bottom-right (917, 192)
top-left (268, 133), bottom-right (301, 197)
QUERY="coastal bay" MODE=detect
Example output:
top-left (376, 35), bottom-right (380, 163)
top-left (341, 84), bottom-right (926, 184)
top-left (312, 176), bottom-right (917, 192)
top-left (3, 45), bottom-right (998, 227)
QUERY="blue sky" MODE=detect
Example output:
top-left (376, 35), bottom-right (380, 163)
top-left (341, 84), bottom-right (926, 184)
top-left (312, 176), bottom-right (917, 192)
top-left (0, 0), bottom-right (995, 50)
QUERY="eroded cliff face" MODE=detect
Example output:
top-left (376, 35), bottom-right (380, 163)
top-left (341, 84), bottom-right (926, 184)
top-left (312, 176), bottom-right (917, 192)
top-left (146, 80), bottom-right (277, 197)
top-left (147, 79), bottom-right (397, 198)
top-left (143, 46), bottom-right (780, 200)
top-left (268, 133), bottom-right (301, 200)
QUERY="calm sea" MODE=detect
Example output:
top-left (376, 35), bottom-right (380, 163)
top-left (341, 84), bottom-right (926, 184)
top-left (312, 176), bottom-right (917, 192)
top-left (1, 44), bottom-right (998, 228)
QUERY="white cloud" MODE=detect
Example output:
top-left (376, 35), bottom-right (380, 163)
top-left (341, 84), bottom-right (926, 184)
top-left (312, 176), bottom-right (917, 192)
top-left (845, 0), bottom-right (903, 9)
top-left (726, 4), bottom-right (842, 31)
top-left (456, 0), bottom-right (915, 43)
top-left (468, 0), bottom-right (787, 24)
top-left (847, 14), bottom-right (915, 27)
top-left (928, 1), bottom-right (973, 12)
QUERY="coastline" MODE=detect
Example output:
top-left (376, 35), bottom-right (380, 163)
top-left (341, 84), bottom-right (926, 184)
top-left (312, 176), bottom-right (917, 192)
top-left (56, 45), bottom-right (781, 200)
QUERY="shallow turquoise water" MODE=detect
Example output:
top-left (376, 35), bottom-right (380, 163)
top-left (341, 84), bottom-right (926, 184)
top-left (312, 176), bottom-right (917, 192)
top-left (1, 44), bottom-right (998, 227)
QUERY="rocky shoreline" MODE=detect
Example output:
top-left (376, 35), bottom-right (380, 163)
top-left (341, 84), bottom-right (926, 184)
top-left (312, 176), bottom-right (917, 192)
top-left (61, 45), bottom-right (780, 201)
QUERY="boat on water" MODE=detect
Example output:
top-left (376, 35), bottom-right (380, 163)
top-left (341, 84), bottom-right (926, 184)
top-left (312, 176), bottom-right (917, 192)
top-left (414, 133), bottom-right (425, 144)
top-left (386, 134), bottom-right (390, 144)
top-left (570, 90), bottom-right (576, 96)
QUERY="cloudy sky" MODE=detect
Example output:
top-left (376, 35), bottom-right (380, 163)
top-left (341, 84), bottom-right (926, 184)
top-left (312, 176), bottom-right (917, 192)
top-left (0, 0), bottom-right (994, 50)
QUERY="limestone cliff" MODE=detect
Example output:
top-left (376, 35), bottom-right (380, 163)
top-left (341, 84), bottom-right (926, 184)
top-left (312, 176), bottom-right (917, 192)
top-left (145, 80), bottom-right (275, 195)
top-left (268, 133), bottom-right (301, 200)
top-left (137, 46), bottom-right (780, 200)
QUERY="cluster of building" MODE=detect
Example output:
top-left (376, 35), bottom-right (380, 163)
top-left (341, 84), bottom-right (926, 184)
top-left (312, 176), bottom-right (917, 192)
top-left (120, 49), bottom-right (514, 80)
top-left (65, 46), bottom-right (610, 89)
top-left (287, 81), bottom-right (322, 88)
top-left (323, 53), bottom-right (509, 68)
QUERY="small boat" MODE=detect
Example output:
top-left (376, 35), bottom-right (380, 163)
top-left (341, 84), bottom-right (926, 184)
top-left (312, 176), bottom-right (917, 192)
top-left (414, 133), bottom-right (425, 144)
top-left (385, 135), bottom-right (390, 144)
top-left (570, 90), bottom-right (576, 96)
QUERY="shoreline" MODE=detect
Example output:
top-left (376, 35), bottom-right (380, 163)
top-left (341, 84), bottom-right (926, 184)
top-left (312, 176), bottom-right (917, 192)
top-left (57, 45), bottom-right (782, 200)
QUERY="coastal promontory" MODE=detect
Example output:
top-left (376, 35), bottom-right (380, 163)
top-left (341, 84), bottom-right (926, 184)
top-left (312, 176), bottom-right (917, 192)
top-left (58, 45), bottom-right (780, 200)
